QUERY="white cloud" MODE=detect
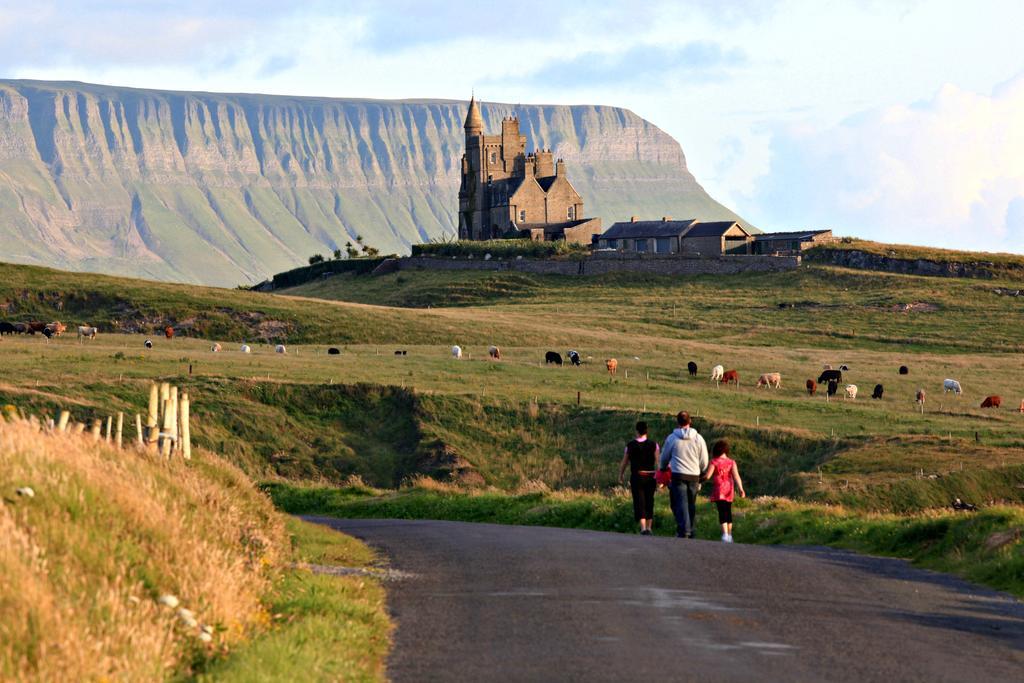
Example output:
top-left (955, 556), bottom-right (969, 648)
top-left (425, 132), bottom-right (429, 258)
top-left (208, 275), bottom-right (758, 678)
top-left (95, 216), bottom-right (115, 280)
top-left (739, 75), bottom-right (1024, 252)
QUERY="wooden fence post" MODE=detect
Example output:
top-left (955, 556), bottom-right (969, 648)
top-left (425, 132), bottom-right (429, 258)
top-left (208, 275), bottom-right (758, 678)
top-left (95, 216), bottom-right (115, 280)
top-left (160, 387), bottom-right (177, 458)
top-left (116, 412), bottom-right (124, 449)
top-left (57, 410), bottom-right (70, 432)
top-left (90, 419), bottom-right (102, 442)
top-left (135, 414), bottom-right (143, 446)
top-left (147, 384), bottom-right (159, 451)
top-left (105, 415), bottom-right (112, 443)
top-left (180, 393), bottom-right (191, 460)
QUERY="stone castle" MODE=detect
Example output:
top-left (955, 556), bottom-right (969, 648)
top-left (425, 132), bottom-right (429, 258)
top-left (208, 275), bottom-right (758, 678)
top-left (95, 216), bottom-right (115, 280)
top-left (457, 97), bottom-right (601, 244)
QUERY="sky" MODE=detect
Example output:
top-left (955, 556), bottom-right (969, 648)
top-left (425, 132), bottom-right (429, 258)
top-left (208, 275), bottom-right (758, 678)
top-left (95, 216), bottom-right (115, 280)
top-left (2, 0), bottom-right (1024, 251)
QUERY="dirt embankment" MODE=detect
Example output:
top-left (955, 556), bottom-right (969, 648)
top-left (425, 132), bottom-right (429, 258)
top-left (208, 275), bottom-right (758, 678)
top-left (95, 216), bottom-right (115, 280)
top-left (806, 247), bottom-right (1024, 280)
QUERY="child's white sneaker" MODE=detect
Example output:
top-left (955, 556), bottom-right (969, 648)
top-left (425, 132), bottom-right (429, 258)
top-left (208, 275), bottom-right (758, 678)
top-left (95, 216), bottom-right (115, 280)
top-left (721, 533), bottom-right (729, 542)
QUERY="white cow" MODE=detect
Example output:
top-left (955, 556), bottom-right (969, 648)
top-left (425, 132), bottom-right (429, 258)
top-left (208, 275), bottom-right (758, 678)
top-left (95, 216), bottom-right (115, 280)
top-left (757, 372), bottom-right (782, 389)
top-left (845, 384), bottom-right (858, 400)
top-left (275, 344), bottom-right (286, 354)
top-left (211, 343), bottom-right (222, 352)
top-left (710, 364), bottom-right (725, 382)
top-left (240, 344), bottom-right (251, 354)
top-left (77, 325), bottom-right (98, 340)
top-left (451, 345), bottom-right (463, 359)
top-left (144, 339), bottom-right (153, 349)
top-left (943, 379), bottom-right (963, 396)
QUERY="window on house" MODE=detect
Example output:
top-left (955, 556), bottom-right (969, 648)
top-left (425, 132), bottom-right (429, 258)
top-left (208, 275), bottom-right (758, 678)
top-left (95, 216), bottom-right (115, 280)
top-left (656, 237), bottom-right (671, 254)
top-left (490, 152), bottom-right (497, 164)
top-left (567, 206), bottom-right (575, 220)
top-left (520, 210), bottom-right (527, 222)
top-left (635, 239), bottom-right (648, 252)
top-left (622, 239), bottom-right (632, 251)
top-left (606, 238), bottom-right (618, 249)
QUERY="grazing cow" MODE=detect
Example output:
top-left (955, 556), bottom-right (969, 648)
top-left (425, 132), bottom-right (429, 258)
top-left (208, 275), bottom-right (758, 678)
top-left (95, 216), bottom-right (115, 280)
top-left (899, 365), bottom-right (909, 375)
top-left (872, 384), bottom-right (884, 399)
top-left (827, 379), bottom-right (839, 397)
top-left (77, 325), bottom-right (98, 340)
top-left (943, 379), bottom-right (963, 396)
top-left (756, 372), bottom-right (782, 389)
top-left (822, 364), bottom-right (833, 370)
top-left (0, 322), bottom-right (14, 335)
top-left (981, 395), bottom-right (1002, 409)
top-left (806, 379), bottom-right (817, 396)
top-left (27, 321), bottom-right (47, 334)
top-left (839, 364), bottom-right (850, 372)
top-left (395, 350), bottom-right (407, 356)
top-left (488, 345), bottom-right (501, 360)
top-left (545, 351), bottom-right (562, 365)
top-left (687, 361), bottom-right (698, 377)
top-left (12, 323), bottom-right (27, 334)
top-left (606, 358), bottom-right (619, 376)
top-left (452, 345), bottom-right (463, 359)
top-left (845, 384), bottom-right (858, 400)
top-left (916, 389), bottom-right (926, 405)
top-left (818, 369), bottom-right (843, 384)
top-left (164, 326), bottom-right (174, 340)
top-left (327, 347), bottom-right (341, 355)
top-left (240, 344), bottom-right (251, 354)
top-left (567, 350), bottom-right (581, 366)
top-left (46, 322), bottom-right (66, 336)
top-left (41, 327), bottom-right (54, 340)
top-left (144, 339), bottom-right (153, 349)
top-left (275, 344), bottom-right (286, 354)
top-left (211, 343), bottom-right (222, 353)
top-left (710, 364), bottom-right (725, 382)
top-left (722, 370), bottom-right (739, 386)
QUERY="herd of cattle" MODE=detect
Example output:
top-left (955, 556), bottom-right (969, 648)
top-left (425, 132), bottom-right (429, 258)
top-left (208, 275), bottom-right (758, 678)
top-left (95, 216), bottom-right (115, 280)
top-left (4, 321), bottom-right (1008, 409)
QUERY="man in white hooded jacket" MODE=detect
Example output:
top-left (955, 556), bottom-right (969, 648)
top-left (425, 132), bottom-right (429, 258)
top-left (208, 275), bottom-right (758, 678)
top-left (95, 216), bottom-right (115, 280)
top-left (659, 411), bottom-right (709, 538)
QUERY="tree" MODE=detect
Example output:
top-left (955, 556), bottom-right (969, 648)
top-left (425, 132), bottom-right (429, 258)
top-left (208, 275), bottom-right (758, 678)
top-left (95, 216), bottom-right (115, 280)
top-left (333, 249), bottom-right (342, 260)
top-left (308, 254), bottom-right (325, 264)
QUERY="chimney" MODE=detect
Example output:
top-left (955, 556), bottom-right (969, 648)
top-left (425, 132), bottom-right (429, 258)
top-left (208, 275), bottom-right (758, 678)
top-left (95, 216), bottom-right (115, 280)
top-left (662, 216), bottom-right (672, 222)
top-left (630, 216), bottom-right (638, 223)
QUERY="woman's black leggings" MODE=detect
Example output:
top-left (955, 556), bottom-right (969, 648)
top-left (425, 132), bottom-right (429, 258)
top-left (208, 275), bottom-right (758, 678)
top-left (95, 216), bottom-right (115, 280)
top-left (630, 476), bottom-right (657, 521)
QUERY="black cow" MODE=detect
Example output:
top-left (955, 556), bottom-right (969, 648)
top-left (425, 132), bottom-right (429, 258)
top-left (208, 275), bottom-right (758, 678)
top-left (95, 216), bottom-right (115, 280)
top-left (0, 322), bottom-right (14, 335)
top-left (394, 350), bottom-right (407, 356)
top-left (872, 384), bottom-right (884, 399)
top-left (818, 369), bottom-right (843, 384)
top-left (827, 379), bottom-right (839, 397)
top-left (687, 361), bottom-right (698, 377)
top-left (545, 351), bottom-right (563, 366)
top-left (567, 350), bottom-right (581, 366)
top-left (899, 365), bottom-right (909, 375)
top-left (12, 323), bottom-right (28, 334)
top-left (327, 347), bottom-right (341, 355)
top-left (839, 364), bottom-right (850, 371)
top-left (144, 339), bottom-right (153, 349)
top-left (41, 327), bottom-right (54, 340)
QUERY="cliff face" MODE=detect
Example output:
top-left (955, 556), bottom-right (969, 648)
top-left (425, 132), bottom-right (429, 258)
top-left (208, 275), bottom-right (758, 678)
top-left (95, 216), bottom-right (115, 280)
top-left (0, 80), bottom-right (745, 286)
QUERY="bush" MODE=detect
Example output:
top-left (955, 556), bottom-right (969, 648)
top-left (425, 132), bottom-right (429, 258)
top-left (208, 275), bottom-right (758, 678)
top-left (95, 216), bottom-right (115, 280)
top-left (412, 239), bottom-right (589, 260)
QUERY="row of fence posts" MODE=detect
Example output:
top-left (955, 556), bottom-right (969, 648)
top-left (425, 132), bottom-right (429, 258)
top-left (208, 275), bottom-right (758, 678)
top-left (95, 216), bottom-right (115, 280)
top-left (52, 382), bottom-right (190, 459)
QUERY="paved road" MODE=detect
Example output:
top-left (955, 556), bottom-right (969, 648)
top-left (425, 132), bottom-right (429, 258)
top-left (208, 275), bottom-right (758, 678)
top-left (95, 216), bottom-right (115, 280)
top-left (306, 517), bottom-right (1024, 682)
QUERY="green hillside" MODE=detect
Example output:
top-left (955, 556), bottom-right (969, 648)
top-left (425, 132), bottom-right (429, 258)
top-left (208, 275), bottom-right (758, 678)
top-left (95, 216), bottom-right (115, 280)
top-left (0, 80), bottom-right (746, 286)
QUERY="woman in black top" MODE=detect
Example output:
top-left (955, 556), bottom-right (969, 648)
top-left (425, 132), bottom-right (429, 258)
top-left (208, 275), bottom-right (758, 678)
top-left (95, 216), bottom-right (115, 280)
top-left (618, 421), bottom-right (660, 535)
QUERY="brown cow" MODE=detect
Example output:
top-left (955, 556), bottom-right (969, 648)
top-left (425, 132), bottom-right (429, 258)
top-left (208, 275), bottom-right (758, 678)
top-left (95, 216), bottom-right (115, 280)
top-left (722, 369), bottom-right (739, 386)
top-left (606, 358), bottom-right (618, 376)
top-left (806, 379), bottom-right (817, 396)
top-left (756, 372), bottom-right (781, 389)
top-left (981, 395), bottom-right (1001, 409)
top-left (916, 389), bottom-right (926, 405)
top-left (164, 326), bottom-right (175, 340)
top-left (26, 321), bottom-right (47, 334)
top-left (488, 345), bottom-right (501, 360)
top-left (46, 321), bottom-right (66, 336)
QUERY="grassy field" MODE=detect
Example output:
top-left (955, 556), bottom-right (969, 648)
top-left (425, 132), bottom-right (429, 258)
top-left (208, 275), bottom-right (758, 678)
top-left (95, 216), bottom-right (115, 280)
top-left (0, 417), bottom-right (390, 681)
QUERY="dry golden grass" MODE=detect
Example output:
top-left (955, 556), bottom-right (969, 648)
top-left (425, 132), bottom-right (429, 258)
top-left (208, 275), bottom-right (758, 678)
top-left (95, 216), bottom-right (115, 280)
top-left (0, 418), bottom-right (287, 682)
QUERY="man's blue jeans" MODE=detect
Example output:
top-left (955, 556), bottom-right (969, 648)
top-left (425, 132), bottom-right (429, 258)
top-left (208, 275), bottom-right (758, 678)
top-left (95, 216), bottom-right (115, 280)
top-left (669, 477), bottom-right (699, 537)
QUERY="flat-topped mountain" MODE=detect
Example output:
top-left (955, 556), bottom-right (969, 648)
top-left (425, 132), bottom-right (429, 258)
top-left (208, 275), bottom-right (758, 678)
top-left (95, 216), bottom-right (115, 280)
top-left (0, 80), bottom-right (745, 286)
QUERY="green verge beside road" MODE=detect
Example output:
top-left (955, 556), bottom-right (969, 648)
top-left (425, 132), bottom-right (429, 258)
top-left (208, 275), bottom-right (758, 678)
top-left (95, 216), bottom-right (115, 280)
top-left (266, 482), bottom-right (1024, 599)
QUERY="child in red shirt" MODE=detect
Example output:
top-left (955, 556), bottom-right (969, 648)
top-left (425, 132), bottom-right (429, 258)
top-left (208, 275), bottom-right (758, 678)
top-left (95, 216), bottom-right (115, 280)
top-left (705, 440), bottom-right (746, 543)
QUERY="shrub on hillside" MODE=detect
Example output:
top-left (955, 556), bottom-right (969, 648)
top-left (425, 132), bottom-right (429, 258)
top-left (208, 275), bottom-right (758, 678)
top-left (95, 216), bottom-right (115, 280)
top-left (412, 239), bottom-right (589, 260)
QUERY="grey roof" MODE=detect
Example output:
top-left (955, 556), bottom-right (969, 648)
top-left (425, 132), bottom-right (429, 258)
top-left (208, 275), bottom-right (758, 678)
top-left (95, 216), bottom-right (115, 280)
top-left (599, 219), bottom-right (696, 240)
top-left (537, 176), bottom-right (557, 191)
top-left (683, 221), bottom-right (749, 238)
top-left (753, 229), bottom-right (832, 241)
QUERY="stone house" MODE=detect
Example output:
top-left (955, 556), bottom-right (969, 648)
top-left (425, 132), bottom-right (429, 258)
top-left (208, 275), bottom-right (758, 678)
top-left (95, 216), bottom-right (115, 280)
top-left (751, 229), bottom-right (834, 254)
top-left (596, 218), bottom-right (753, 255)
top-left (457, 97), bottom-right (601, 245)
top-left (680, 221), bottom-right (753, 255)
top-left (595, 217), bottom-right (696, 254)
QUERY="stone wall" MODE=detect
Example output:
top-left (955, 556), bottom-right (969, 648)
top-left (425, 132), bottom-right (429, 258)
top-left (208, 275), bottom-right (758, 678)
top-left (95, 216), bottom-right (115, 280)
top-left (805, 248), bottom-right (1021, 280)
top-left (396, 252), bottom-right (800, 277)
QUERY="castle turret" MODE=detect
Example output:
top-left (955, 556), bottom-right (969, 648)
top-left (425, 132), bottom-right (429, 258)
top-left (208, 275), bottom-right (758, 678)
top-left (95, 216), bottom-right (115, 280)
top-left (464, 96), bottom-right (483, 138)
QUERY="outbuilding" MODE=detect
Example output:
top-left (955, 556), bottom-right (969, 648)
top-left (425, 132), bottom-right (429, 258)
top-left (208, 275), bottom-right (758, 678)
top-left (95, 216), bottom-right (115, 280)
top-left (678, 221), bottom-right (753, 255)
top-left (751, 229), bottom-right (834, 255)
top-left (595, 217), bottom-right (697, 254)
